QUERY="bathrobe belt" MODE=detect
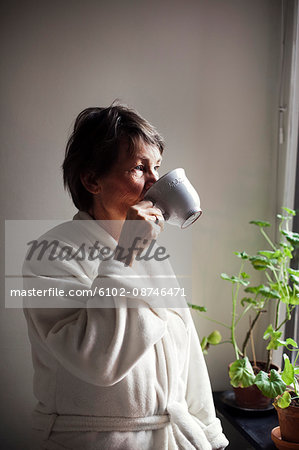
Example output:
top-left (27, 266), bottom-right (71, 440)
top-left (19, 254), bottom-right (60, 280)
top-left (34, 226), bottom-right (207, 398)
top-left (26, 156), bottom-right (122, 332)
top-left (33, 405), bottom-right (218, 450)
top-left (33, 411), bottom-right (170, 436)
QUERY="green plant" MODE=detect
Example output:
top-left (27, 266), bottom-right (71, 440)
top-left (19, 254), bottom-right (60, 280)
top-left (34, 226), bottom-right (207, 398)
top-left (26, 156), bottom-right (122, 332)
top-left (190, 207), bottom-right (299, 393)
top-left (200, 330), bottom-right (222, 354)
top-left (187, 304), bottom-right (222, 353)
top-left (256, 339), bottom-right (299, 408)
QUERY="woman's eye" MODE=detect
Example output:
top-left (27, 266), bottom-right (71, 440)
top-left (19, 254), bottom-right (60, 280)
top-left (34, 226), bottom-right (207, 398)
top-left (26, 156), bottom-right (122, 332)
top-left (134, 165), bottom-right (145, 171)
top-left (154, 166), bottom-right (160, 171)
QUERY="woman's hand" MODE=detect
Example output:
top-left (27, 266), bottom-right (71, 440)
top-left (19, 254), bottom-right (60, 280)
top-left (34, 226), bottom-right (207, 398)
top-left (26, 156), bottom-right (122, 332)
top-left (126, 200), bottom-right (164, 225)
top-left (115, 201), bottom-right (164, 266)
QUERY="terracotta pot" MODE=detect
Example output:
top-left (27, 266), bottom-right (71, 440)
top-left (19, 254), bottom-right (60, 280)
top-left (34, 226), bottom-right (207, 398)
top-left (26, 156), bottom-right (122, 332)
top-left (276, 404), bottom-right (299, 443)
top-left (230, 360), bottom-right (279, 409)
top-left (233, 383), bottom-right (272, 409)
top-left (271, 426), bottom-right (299, 449)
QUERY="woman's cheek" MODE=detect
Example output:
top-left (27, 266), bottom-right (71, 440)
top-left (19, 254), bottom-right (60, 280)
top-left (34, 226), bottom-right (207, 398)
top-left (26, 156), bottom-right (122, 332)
top-left (130, 170), bottom-right (143, 180)
top-left (127, 172), bottom-right (145, 188)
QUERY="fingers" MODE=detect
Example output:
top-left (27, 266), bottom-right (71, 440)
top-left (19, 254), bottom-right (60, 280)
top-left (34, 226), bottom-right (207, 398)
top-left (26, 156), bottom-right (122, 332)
top-left (126, 202), bottom-right (164, 225)
top-left (136, 200), bottom-right (155, 208)
top-left (118, 203), bottom-right (164, 266)
top-left (151, 210), bottom-right (164, 231)
top-left (141, 208), bottom-right (164, 230)
top-left (154, 218), bottom-right (164, 232)
top-left (123, 203), bottom-right (164, 241)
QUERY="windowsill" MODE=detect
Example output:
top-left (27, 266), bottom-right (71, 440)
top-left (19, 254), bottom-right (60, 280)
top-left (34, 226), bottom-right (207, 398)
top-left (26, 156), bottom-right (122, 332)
top-left (213, 391), bottom-right (278, 450)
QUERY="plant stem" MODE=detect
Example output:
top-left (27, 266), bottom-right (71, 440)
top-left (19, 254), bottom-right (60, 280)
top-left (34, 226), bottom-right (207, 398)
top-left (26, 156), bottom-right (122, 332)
top-left (249, 317), bottom-right (257, 367)
top-left (265, 271), bottom-right (274, 284)
top-left (275, 299), bottom-right (280, 330)
top-left (196, 312), bottom-right (230, 329)
top-left (261, 228), bottom-right (277, 251)
top-left (241, 310), bottom-right (261, 356)
top-left (235, 304), bottom-right (253, 325)
top-left (293, 348), bottom-right (299, 365)
top-left (276, 305), bottom-right (296, 331)
top-left (231, 265), bottom-right (243, 360)
top-left (265, 347), bottom-right (273, 373)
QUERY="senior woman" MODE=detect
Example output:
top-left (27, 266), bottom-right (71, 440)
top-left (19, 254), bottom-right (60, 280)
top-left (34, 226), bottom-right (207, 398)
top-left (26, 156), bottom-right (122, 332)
top-left (23, 104), bottom-right (228, 450)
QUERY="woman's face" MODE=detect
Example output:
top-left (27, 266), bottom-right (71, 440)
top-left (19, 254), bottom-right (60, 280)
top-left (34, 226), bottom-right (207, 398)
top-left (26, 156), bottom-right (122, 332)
top-left (93, 140), bottom-right (162, 219)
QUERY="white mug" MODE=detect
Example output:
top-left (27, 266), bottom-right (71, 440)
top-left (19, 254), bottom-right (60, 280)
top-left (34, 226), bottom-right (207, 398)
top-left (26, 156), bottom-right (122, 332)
top-left (144, 168), bottom-right (202, 228)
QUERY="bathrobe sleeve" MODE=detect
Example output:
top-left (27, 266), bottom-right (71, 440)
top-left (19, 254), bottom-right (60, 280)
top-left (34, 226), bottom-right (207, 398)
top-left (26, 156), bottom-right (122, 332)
top-left (185, 320), bottom-right (229, 450)
top-left (23, 249), bottom-right (167, 387)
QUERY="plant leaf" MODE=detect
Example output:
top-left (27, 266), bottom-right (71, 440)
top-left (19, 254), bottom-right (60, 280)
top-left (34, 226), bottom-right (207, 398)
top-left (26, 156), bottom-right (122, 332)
top-left (258, 250), bottom-right (282, 260)
top-left (263, 324), bottom-right (274, 339)
top-left (201, 336), bottom-right (208, 352)
top-left (241, 272), bottom-right (250, 279)
top-left (282, 207), bottom-right (296, 216)
top-left (288, 267), bottom-right (299, 276)
top-left (229, 357), bottom-right (255, 388)
top-left (240, 297), bottom-right (257, 307)
top-left (276, 391), bottom-right (291, 408)
top-left (220, 273), bottom-right (233, 282)
top-left (234, 251), bottom-right (249, 260)
top-left (280, 242), bottom-right (294, 257)
top-left (245, 285), bottom-right (264, 295)
top-left (254, 370), bottom-right (286, 398)
top-left (221, 273), bottom-right (249, 286)
top-left (290, 274), bottom-right (299, 285)
top-left (275, 391), bottom-right (292, 409)
top-left (281, 354), bottom-right (294, 385)
top-left (258, 286), bottom-right (280, 299)
top-left (282, 230), bottom-right (299, 248)
top-left (288, 268), bottom-right (299, 286)
top-left (188, 303), bottom-right (207, 312)
top-left (250, 220), bottom-right (271, 228)
top-left (207, 330), bottom-right (222, 345)
top-left (250, 255), bottom-right (277, 271)
top-left (290, 296), bottom-right (299, 305)
top-left (263, 325), bottom-right (283, 350)
top-left (285, 338), bottom-right (298, 348)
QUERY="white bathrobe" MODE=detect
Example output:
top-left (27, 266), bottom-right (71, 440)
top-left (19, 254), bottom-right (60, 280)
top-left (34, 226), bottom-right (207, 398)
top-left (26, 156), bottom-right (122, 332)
top-left (23, 211), bottom-right (228, 450)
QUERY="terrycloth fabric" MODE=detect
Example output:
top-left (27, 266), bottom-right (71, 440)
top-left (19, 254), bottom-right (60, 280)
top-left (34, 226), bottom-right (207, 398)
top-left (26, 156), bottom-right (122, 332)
top-left (23, 211), bottom-right (228, 450)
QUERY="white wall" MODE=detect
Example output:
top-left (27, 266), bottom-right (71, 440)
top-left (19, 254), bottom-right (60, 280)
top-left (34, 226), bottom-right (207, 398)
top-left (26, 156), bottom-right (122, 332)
top-left (0, 0), bottom-right (282, 448)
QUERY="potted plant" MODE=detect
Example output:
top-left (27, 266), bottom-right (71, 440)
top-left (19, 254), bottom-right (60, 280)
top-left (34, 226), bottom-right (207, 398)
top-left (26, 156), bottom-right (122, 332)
top-left (256, 341), bottom-right (299, 445)
top-left (190, 207), bottom-right (299, 409)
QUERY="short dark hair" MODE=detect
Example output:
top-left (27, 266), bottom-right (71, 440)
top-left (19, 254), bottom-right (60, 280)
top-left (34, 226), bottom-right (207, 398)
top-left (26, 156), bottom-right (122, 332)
top-left (62, 102), bottom-right (164, 211)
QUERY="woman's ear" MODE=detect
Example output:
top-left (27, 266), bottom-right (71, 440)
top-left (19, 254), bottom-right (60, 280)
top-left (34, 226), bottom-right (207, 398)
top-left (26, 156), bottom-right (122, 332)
top-left (80, 171), bottom-right (101, 194)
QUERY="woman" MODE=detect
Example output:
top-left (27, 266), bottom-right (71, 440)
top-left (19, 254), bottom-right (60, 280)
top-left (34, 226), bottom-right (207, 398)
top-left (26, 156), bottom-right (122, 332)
top-left (23, 103), bottom-right (229, 450)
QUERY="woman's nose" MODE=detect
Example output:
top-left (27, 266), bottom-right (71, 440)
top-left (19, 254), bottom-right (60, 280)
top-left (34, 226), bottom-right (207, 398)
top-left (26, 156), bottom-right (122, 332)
top-left (144, 169), bottom-right (158, 190)
top-left (153, 171), bottom-right (159, 182)
top-left (148, 169), bottom-right (159, 183)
